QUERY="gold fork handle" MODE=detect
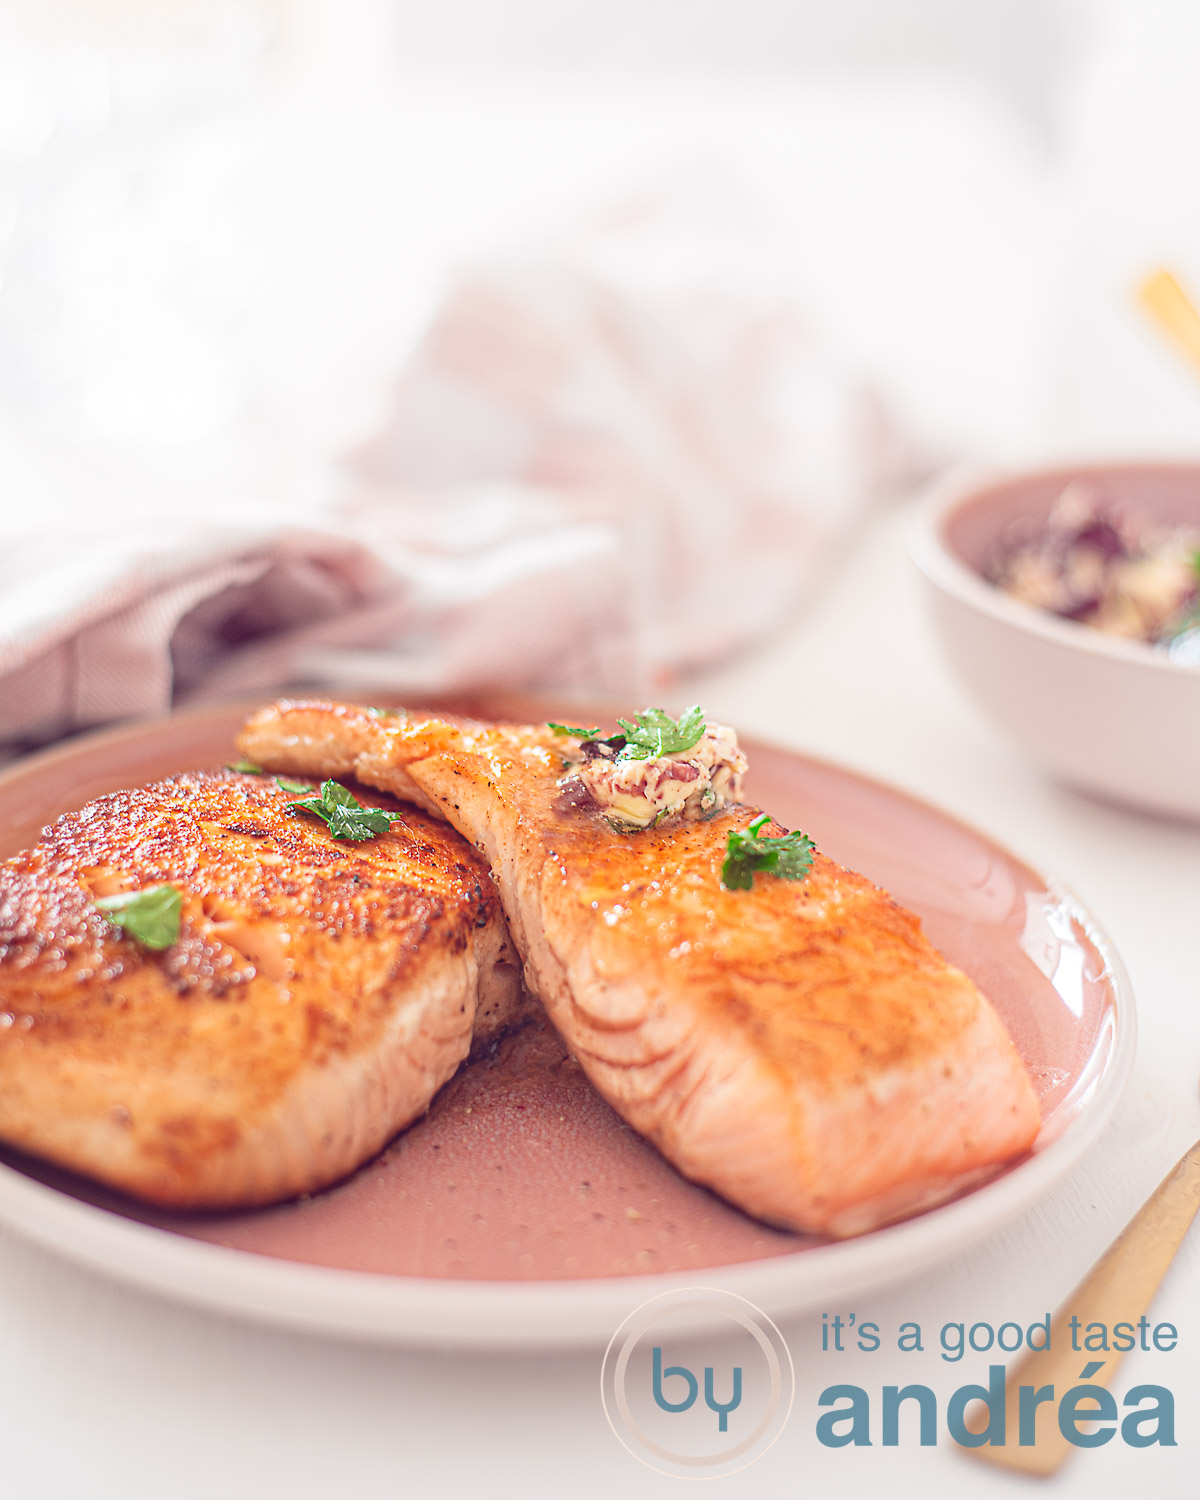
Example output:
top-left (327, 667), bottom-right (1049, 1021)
top-left (966, 1138), bottom-right (1200, 1477)
top-left (1138, 268), bottom-right (1200, 380)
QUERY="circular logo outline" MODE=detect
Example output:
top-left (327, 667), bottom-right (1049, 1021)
top-left (600, 1287), bottom-right (795, 1479)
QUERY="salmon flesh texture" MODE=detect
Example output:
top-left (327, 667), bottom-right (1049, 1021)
top-left (238, 702), bottom-right (1042, 1237)
top-left (0, 769), bottom-right (525, 1207)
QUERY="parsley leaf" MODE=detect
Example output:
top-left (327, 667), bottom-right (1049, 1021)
top-left (285, 778), bottom-right (398, 842)
top-left (321, 781), bottom-right (361, 809)
top-left (275, 776), bottom-right (313, 794)
top-left (366, 706), bottom-right (407, 720)
top-left (94, 884), bottom-right (183, 950)
top-left (548, 722), bottom-right (602, 738)
top-left (616, 705), bottom-right (706, 761)
top-left (721, 814), bottom-right (816, 891)
top-left (227, 758), bottom-right (262, 774)
top-left (550, 705), bottom-right (709, 761)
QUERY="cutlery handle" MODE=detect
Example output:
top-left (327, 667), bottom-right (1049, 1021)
top-left (967, 1139), bottom-right (1200, 1477)
top-left (1138, 268), bottom-right (1200, 380)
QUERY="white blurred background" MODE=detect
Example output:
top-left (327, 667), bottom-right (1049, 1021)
top-left (1, 0), bottom-right (1197, 534)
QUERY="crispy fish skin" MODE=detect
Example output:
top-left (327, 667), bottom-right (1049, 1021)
top-left (0, 770), bottom-right (523, 1208)
top-left (239, 702), bottom-right (1042, 1237)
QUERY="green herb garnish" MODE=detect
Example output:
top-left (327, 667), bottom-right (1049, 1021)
top-left (721, 814), bottom-right (815, 891)
top-left (94, 884), bottom-right (183, 950)
top-left (366, 706), bottom-right (406, 720)
top-left (227, 758), bottom-right (262, 774)
top-left (615, 705), bottom-right (706, 761)
top-left (550, 706), bottom-right (709, 761)
top-left (548, 722), bottom-right (603, 738)
top-left (552, 708), bottom-right (714, 768)
top-left (275, 776), bottom-right (313, 794)
top-left (284, 778), bottom-right (399, 842)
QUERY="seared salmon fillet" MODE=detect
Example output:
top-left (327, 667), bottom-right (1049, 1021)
top-left (239, 702), bottom-right (1042, 1237)
top-left (0, 769), bottom-right (524, 1207)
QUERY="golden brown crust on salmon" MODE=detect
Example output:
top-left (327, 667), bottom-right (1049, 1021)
top-left (0, 769), bottom-right (524, 1207)
top-left (240, 701), bottom-right (1042, 1237)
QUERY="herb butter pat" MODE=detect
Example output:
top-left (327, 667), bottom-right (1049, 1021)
top-left (557, 709), bottom-right (747, 832)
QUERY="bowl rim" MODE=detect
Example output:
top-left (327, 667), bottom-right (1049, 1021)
top-left (908, 458), bottom-right (1200, 681)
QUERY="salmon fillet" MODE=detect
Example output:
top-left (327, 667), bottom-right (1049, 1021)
top-left (0, 769), bottom-right (525, 1207)
top-left (240, 701), bottom-right (1042, 1237)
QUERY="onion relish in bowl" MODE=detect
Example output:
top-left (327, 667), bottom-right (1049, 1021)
top-left (984, 481), bottom-right (1200, 667)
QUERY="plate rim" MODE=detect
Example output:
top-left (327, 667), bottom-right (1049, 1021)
top-left (0, 702), bottom-right (1138, 1348)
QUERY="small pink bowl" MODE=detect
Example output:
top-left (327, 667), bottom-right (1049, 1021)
top-left (910, 461), bottom-right (1200, 821)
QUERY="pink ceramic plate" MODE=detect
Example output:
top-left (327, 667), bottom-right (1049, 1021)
top-left (0, 702), bottom-right (1135, 1347)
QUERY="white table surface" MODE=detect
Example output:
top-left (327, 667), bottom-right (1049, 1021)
top-left (1, 496), bottom-right (1196, 1500)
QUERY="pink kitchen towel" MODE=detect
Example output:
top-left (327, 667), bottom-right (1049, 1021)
top-left (0, 183), bottom-right (919, 757)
